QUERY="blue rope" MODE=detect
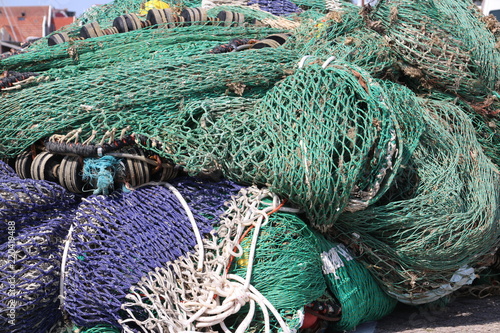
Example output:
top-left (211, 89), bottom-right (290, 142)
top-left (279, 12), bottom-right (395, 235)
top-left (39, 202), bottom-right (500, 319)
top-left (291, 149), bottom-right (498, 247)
top-left (82, 155), bottom-right (124, 195)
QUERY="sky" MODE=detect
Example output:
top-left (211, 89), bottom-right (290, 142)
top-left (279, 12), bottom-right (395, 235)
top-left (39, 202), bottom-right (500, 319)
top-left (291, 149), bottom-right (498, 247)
top-left (1, 0), bottom-right (113, 16)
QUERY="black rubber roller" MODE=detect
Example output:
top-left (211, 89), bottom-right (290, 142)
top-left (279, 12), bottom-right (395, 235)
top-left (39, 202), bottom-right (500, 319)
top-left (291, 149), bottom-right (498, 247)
top-left (252, 38), bottom-right (282, 49)
top-left (113, 13), bottom-right (142, 33)
top-left (48, 32), bottom-right (70, 46)
top-left (124, 147), bottom-right (150, 187)
top-left (216, 11), bottom-right (244, 27)
top-left (30, 152), bottom-right (63, 183)
top-left (80, 22), bottom-right (104, 39)
top-left (14, 150), bottom-right (33, 179)
top-left (58, 155), bottom-right (85, 193)
top-left (264, 33), bottom-right (291, 45)
top-left (181, 7), bottom-right (208, 26)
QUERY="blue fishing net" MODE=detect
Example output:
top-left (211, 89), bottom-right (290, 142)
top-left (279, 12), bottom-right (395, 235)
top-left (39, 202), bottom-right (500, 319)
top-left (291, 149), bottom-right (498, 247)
top-left (62, 177), bottom-right (242, 328)
top-left (0, 161), bottom-right (76, 244)
top-left (0, 161), bottom-right (77, 333)
top-left (248, 0), bottom-right (301, 16)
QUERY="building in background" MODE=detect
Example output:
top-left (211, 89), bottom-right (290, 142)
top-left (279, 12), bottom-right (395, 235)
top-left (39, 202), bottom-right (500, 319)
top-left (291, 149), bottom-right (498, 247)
top-left (0, 6), bottom-right (76, 53)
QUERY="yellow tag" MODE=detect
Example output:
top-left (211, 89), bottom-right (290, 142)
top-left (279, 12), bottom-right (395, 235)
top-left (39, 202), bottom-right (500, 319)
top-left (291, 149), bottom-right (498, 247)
top-left (140, 0), bottom-right (170, 15)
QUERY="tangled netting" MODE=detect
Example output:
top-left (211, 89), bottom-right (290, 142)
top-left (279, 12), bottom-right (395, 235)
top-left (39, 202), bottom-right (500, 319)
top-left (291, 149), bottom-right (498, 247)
top-left (316, 233), bottom-right (396, 331)
top-left (4, 0), bottom-right (500, 330)
top-left (62, 177), bottom-right (242, 327)
top-left (0, 42), bottom-right (297, 158)
top-left (227, 210), bottom-right (326, 332)
top-left (335, 81), bottom-right (500, 304)
top-left (0, 161), bottom-right (77, 333)
top-left (119, 187), bottom-right (325, 332)
top-left (155, 63), bottom-right (402, 229)
top-left (248, 0), bottom-right (302, 16)
top-left (370, 0), bottom-right (500, 100)
top-left (76, 325), bottom-right (121, 333)
top-left (290, 3), bottom-right (398, 77)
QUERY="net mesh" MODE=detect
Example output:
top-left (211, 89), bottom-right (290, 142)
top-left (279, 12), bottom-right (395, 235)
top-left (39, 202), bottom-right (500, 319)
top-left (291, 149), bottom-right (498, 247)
top-left (316, 233), bottom-right (397, 331)
top-left (156, 63), bottom-right (403, 230)
top-left (62, 177), bottom-right (242, 327)
top-left (2, 0), bottom-right (500, 330)
top-left (0, 161), bottom-right (77, 333)
top-left (334, 88), bottom-right (500, 303)
top-left (248, 0), bottom-right (302, 16)
top-left (0, 43), bottom-right (298, 158)
top-left (369, 0), bottom-right (500, 100)
top-left (119, 187), bottom-right (326, 332)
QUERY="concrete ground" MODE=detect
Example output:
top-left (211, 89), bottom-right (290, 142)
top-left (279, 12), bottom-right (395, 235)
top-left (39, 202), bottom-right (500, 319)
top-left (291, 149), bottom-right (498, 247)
top-left (373, 295), bottom-right (500, 333)
top-left (375, 296), bottom-right (500, 333)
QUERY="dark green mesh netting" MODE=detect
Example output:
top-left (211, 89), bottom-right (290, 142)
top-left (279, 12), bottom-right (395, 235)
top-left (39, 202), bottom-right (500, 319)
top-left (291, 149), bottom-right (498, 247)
top-left (3, 0), bottom-right (500, 330)
top-left (315, 233), bottom-right (397, 331)
top-left (370, 0), bottom-right (500, 100)
top-left (290, 3), bottom-right (397, 77)
top-left (154, 63), bottom-right (404, 229)
top-left (334, 82), bottom-right (500, 303)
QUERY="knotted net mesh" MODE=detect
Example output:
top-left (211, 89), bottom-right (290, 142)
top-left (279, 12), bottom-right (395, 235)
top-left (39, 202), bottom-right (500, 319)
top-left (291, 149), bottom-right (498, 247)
top-left (157, 63), bottom-right (403, 230)
top-left (0, 161), bottom-right (77, 333)
top-left (370, 0), bottom-right (500, 100)
top-left (119, 187), bottom-right (326, 332)
top-left (62, 177), bottom-right (242, 327)
top-left (334, 88), bottom-right (500, 303)
top-left (0, 43), bottom-right (298, 158)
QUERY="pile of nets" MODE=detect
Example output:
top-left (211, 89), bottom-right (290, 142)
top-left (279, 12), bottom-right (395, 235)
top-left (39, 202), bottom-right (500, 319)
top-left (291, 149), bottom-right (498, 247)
top-left (156, 63), bottom-right (404, 230)
top-left (119, 187), bottom-right (326, 332)
top-left (2, 0), bottom-right (500, 331)
top-left (62, 177), bottom-right (241, 327)
top-left (335, 82), bottom-right (500, 303)
top-left (0, 161), bottom-right (77, 333)
top-left (0, 37), bottom-right (297, 158)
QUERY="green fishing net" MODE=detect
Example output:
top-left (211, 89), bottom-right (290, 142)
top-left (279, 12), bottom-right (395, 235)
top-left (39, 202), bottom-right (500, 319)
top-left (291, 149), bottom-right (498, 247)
top-left (315, 233), bottom-right (397, 331)
top-left (370, 0), bottom-right (500, 100)
top-left (156, 62), bottom-right (404, 229)
top-left (0, 44), bottom-right (298, 158)
top-left (334, 86), bottom-right (500, 304)
top-left (227, 211), bottom-right (327, 332)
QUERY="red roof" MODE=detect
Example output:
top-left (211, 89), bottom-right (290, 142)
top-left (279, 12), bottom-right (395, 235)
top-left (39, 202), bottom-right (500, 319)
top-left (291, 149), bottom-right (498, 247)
top-left (0, 6), bottom-right (50, 41)
top-left (53, 16), bottom-right (76, 31)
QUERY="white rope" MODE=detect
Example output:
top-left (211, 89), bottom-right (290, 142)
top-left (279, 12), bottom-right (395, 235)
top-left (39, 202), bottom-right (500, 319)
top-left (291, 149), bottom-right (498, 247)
top-left (120, 187), bottom-right (295, 332)
top-left (59, 224), bottom-right (74, 309)
top-left (164, 182), bottom-right (205, 271)
top-left (297, 55), bottom-right (314, 68)
top-left (322, 56), bottom-right (337, 68)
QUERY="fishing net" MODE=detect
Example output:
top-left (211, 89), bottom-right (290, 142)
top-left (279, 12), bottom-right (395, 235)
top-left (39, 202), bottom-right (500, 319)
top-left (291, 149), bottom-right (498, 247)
top-left (157, 62), bottom-right (403, 229)
top-left (247, 0), bottom-right (301, 16)
top-left (424, 92), bottom-right (500, 167)
top-left (27, 0), bottom-right (205, 51)
top-left (0, 161), bottom-right (76, 244)
top-left (76, 325), bottom-right (121, 333)
top-left (316, 234), bottom-right (396, 331)
top-left (120, 187), bottom-right (325, 332)
top-left (370, 0), bottom-right (500, 100)
top-left (226, 210), bottom-right (326, 332)
top-left (61, 177), bottom-right (242, 328)
top-left (0, 161), bottom-right (77, 333)
top-left (289, 3), bottom-right (394, 78)
top-left (290, 2), bottom-right (362, 49)
top-left (291, 0), bottom-right (329, 11)
top-left (1, 24), bottom-right (288, 75)
top-left (0, 42), bottom-right (298, 158)
top-left (334, 91), bottom-right (500, 304)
